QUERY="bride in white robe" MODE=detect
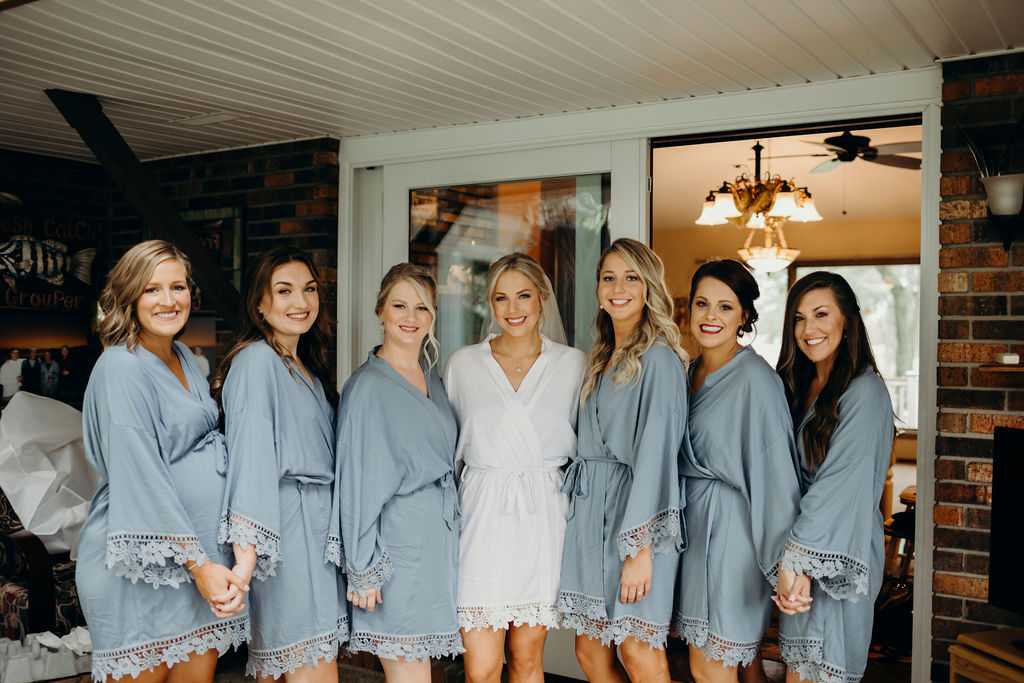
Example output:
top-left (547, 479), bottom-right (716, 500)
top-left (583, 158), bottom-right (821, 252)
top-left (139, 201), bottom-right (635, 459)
top-left (444, 252), bottom-right (585, 683)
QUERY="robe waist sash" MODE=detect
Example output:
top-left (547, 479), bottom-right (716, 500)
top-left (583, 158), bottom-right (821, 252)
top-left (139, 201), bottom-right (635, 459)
top-left (439, 471), bottom-right (461, 530)
top-left (463, 465), bottom-right (561, 521)
top-left (189, 429), bottom-right (227, 474)
top-left (561, 456), bottom-right (629, 520)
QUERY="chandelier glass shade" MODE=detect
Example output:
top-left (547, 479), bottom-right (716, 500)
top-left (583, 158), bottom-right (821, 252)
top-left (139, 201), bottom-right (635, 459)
top-left (695, 142), bottom-right (823, 271)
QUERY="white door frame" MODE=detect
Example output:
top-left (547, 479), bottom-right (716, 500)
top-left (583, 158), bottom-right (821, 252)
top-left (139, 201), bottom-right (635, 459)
top-left (337, 66), bottom-right (942, 682)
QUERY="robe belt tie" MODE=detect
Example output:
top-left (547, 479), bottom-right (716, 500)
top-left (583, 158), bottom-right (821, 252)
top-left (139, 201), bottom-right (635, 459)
top-left (561, 456), bottom-right (626, 520)
top-left (192, 429), bottom-right (227, 475)
top-left (461, 465), bottom-right (556, 522)
top-left (440, 471), bottom-right (461, 531)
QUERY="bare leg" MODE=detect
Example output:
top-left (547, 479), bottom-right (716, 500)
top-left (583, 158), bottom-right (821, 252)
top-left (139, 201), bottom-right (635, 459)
top-left (619, 637), bottom-right (669, 683)
top-left (738, 653), bottom-right (766, 683)
top-left (786, 667), bottom-right (810, 683)
top-left (462, 627), bottom-right (506, 683)
top-left (687, 645), bottom-right (739, 683)
top-left (129, 663), bottom-right (171, 683)
top-left (505, 624), bottom-right (547, 683)
top-left (256, 657), bottom-right (340, 683)
top-left (380, 656), bottom-right (432, 683)
top-left (165, 649), bottom-right (219, 683)
top-left (573, 635), bottom-right (628, 683)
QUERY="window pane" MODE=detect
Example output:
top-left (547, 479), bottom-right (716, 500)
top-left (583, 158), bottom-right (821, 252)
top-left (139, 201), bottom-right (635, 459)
top-left (795, 264), bottom-right (920, 429)
top-left (410, 174), bottom-right (610, 365)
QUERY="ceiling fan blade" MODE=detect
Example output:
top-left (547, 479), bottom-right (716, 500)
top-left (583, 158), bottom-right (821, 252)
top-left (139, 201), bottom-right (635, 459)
top-left (803, 140), bottom-right (847, 153)
top-left (810, 158), bottom-right (842, 174)
top-left (868, 154), bottom-right (921, 170)
top-left (874, 141), bottom-right (921, 154)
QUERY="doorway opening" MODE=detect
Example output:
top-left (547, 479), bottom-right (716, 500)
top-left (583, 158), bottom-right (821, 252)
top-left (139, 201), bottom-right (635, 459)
top-left (651, 114), bottom-right (922, 682)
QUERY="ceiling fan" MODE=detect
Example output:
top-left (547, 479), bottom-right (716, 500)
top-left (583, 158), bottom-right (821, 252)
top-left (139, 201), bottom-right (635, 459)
top-left (764, 130), bottom-right (921, 173)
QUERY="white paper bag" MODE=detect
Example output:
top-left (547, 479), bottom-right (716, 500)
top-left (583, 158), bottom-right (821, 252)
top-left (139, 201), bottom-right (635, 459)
top-left (0, 393), bottom-right (98, 558)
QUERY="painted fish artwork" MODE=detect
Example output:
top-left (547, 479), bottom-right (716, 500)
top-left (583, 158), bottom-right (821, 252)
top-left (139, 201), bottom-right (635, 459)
top-left (0, 235), bottom-right (97, 290)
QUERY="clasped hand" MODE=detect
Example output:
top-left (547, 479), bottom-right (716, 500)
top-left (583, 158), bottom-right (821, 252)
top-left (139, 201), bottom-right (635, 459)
top-left (348, 587), bottom-right (383, 612)
top-left (192, 560), bottom-right (251, 618)
top-left (772, 566), bottom-right (813, 615)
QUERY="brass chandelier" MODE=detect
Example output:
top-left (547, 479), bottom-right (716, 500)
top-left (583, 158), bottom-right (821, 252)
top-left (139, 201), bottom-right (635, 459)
top-left (696, 142), bottom-right (822, 273)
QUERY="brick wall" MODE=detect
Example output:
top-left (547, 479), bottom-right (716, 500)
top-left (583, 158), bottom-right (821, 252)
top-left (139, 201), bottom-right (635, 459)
top-left (933, 53), bottom-right (1024, 681)
top-left (111, 137), bottom-right (341, 376)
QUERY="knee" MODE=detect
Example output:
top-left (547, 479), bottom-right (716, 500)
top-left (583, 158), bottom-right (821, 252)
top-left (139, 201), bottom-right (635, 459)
top-left (620, 642), bottom-right (667, 680)
top-left (574, 637), bottom-right (601, 671)
top-left (506, 640), bottom-right (543, 674)
top-left (463, 655), bottom-right (503, 683)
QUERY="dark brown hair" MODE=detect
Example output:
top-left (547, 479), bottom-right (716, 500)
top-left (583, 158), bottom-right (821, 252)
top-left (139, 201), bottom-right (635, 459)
top-left (776, 271), bottom-right (880, 470)
top-left (212, 246), bottom-right (335, 406)
top-left (687, 259), bottom-right (759, 337)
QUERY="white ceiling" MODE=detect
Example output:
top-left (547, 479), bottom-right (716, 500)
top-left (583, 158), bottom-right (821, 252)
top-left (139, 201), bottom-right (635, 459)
top-left (1, 0), bottom-right (1022, 163)
top-left (653, 124), bottom-right (923, 229)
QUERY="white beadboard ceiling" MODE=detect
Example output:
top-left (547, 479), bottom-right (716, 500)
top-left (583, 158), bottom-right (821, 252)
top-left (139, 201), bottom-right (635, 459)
top-left (0, 0), bottom-right (1021, 163)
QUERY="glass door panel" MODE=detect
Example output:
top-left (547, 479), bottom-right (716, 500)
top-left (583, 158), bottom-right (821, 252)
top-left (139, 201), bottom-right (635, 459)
top-left (409, 173), bottom-right (609, 365)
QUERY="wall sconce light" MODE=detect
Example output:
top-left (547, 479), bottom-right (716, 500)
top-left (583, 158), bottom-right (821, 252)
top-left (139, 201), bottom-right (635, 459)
top-left (980, 173), bottom-right (1024, 251)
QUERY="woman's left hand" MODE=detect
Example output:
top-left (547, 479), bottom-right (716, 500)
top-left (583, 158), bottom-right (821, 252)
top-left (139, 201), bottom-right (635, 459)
top-left (620, 546), bottom-right (652, 603)
top-left (772, 566), bottom-right (813, 615)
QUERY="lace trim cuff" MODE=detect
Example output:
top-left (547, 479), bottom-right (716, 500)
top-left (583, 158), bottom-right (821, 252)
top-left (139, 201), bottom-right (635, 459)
top-left (672, 614), bottom-right (760, 668)
top-left (91, 614), bottom-right (248, 681)
top-left (781, 539), bottom-right (870, 601)
top-left (346, 550), bottom-right (394, 593)
top-left (561, 613), bottom-right (668, 649)
top-left (616, 508), bottom-right (684, 560)
top-left (780, 637), bottom-right (863, 683)
top-left (557, 590), bottom-right (607, 621)
top-left (348, 630), bottom-right (464, 661)
top-left (458, 601), bottom-right (560, 631)
top-left (218, 510), bottom-right (282, 581)
top-left (246, 628), bottom-right (343, 678)
top-left (105, 532), bottom-right (209, 588)
top-left (325, 534), bottom-right (345, 567)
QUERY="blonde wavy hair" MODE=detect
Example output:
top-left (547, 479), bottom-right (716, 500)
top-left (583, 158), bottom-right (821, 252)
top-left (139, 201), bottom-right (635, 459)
top-left (97, 240), bottom-right (192, 350)
top-left (580, 238), bottom-right (687, 404)
top-left (376, 262), bottom-right (440, 367)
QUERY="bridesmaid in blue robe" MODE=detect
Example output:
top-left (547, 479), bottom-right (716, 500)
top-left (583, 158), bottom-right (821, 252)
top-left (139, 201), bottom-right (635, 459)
top-left (215, 247), bottom-right (346, 680)
top-left (673, 259), bottom-right (802, 681)
top-left (558, 239), bottom-right (688, 683)
top-left (774, 272), bottom-right (895, 683)
top-left (76, 241), bottom-right (248, 682)
top-left (332, 263), bottom-right (462, 683)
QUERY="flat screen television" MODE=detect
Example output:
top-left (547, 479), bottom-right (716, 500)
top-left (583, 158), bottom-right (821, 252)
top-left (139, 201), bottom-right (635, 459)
top-left (989, 426), bottom-right (1024, 620)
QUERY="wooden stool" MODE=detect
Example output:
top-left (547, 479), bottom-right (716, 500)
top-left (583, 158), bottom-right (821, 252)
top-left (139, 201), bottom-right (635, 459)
top-left (883, 485), bottom-right (916, 579)
top-left (949, 627), bottom-right (1024, 682)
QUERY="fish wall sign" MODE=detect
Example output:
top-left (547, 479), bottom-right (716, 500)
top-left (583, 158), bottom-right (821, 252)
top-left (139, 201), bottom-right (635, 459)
top-left (0, 216), bottom-right (99, 312)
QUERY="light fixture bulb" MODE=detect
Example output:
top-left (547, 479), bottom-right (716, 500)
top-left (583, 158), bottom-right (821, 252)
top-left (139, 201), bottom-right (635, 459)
top-left (790, 195), bottom-right (823, 222)
top-left (981, 174), bottom-right (1024, 216)
top-left (696, 199), bottom-right (727, 225)
top-left (713, 191), bottom-right (742, 218)
top-left (738, 246), bottom-right (800, 273)
top-left (767, 190), bottom-right (799, 217)
top-left (746, 212), bottom-right (766, 229)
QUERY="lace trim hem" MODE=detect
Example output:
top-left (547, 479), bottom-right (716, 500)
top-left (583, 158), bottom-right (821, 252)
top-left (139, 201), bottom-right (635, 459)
top-left (671, 614), bottom-right (760, 668)
top-left (348, 630), bottom-right (464, 661)
top-left (246, 628), bottom-right (343, 679)
top-left (105, 532), bottom-right (208, 588)
top-left (218, 510), bottom-right (282, 581)
top-left (780, 637), bottom-right (863, 683)
top-left (560, 613), bottom-right (668, 649)
top-left (325, 534), bottom-right (345, 568)
top-left (346, 549), bottom-right (394, 593)
top-left (557, 590), bottom-right (607, 621)
top-left (458, 601), bottom-right (560, 631)
top-left (616, 507), bottom-right (684, 560)
top-left (90, 615), bottom-right (248, 681)
top-left (780, 540), bottom-right (870, 601)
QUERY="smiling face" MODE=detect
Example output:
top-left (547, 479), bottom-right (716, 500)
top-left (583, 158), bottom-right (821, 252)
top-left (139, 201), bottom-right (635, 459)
top-left (794, 287), bottom-right (846, 369)
top-left (258, 261), bottom-right (319, 346)
top-left (379, 279), bottom-right (433, 351)
top-left (135, 258), bottom-right (191, 346)
top-left (598, 251), bottom-right (645, 331)
top-left (689, 276), bottom-right (746, 353)
top-left (492, 269), bottom-right (542, 339)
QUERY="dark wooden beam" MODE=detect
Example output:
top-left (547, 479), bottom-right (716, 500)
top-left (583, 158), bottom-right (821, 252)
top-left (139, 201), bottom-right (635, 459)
top-left (0, 0), bottom-right (43, 12)
top-left (45, 89), bottom-right (242, 331)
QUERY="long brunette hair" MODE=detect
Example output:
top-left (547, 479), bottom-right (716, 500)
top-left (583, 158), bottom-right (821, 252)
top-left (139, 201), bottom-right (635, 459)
top-left (776, 271), bottom-right (880, 470)
top-left (212, 247), bottom-right (335, 405)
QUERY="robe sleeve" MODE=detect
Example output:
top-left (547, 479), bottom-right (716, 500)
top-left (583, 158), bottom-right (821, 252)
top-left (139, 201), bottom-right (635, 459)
top-left (90, 360), bottom-right (209, 589)
top-left (781, 374), bottom-right (894, 601)
top-left (441, 354), bottom-right (466, 480)
top-left (615, 346), bottom-right (686, 560)
top-left (219, 349), bottom-right (282, 581)
top-left (334, 380), bottom-right (404, 594)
